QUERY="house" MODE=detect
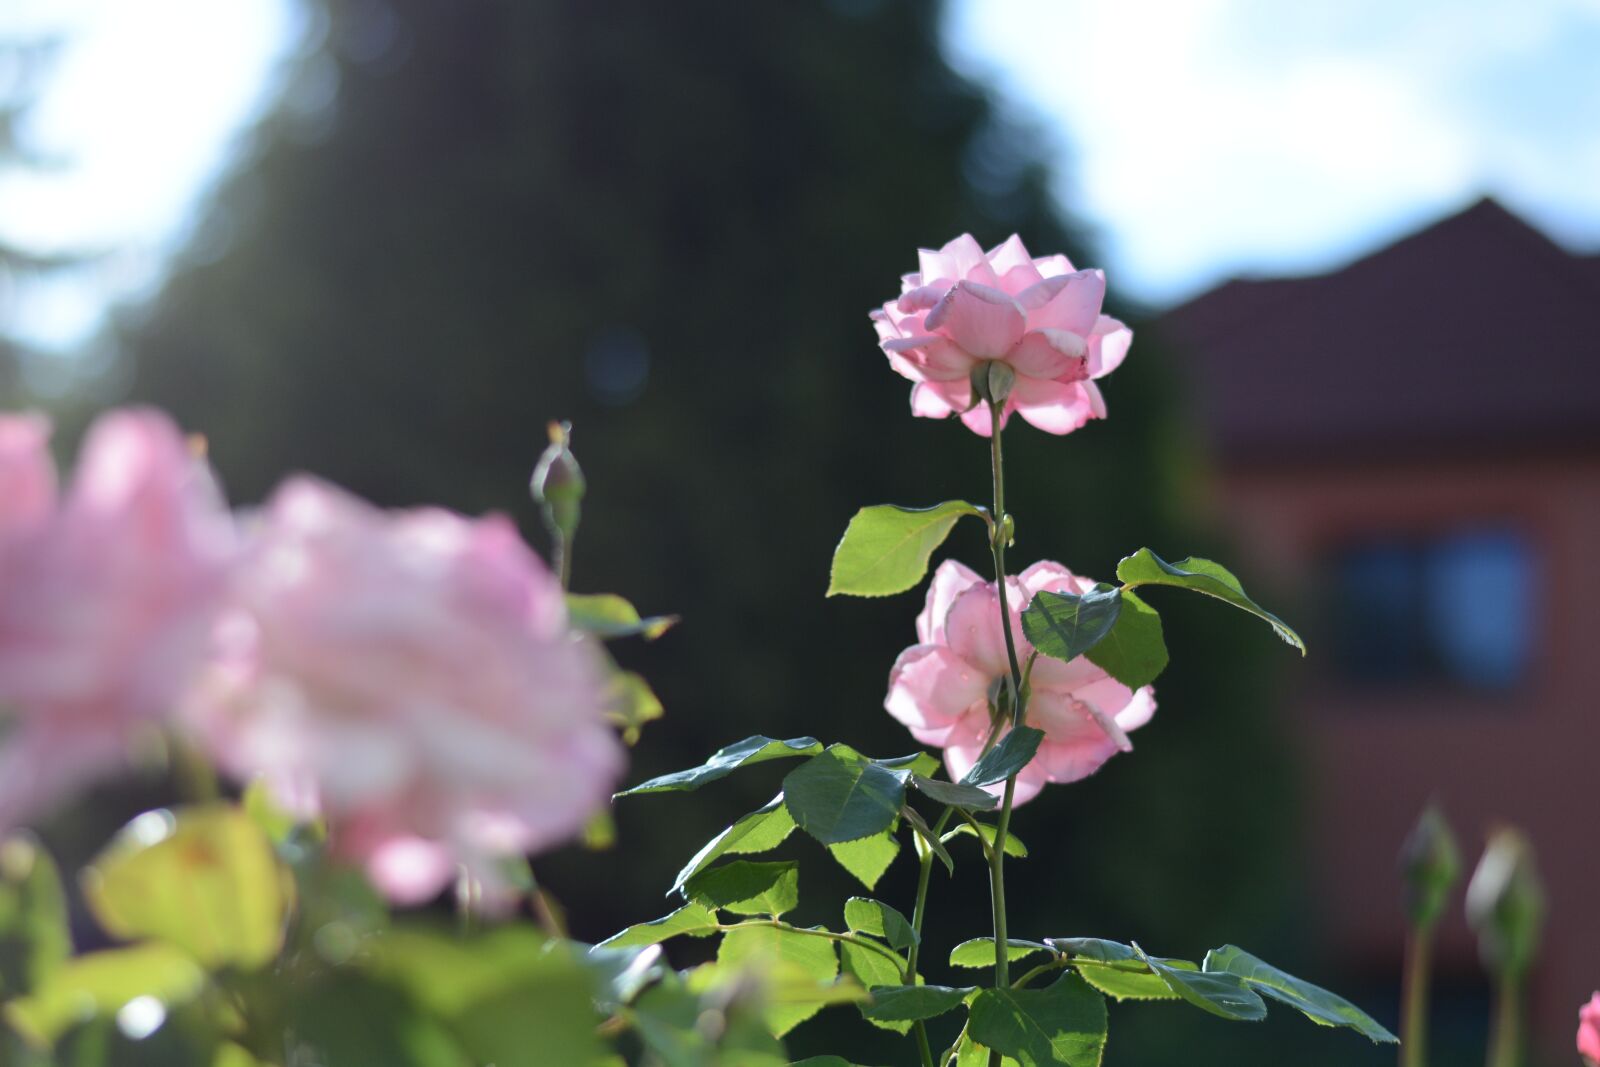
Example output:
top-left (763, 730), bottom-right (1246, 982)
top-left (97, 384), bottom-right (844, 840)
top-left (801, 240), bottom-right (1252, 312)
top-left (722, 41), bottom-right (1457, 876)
top-left (1154, 198), bottom-right (1600, 1054)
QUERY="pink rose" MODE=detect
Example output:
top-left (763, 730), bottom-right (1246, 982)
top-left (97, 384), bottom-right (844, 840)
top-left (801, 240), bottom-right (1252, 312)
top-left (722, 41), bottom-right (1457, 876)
top-left (885, 559), bottom-right (1155, 804)
top-left (871, 234), bottom-right (1131, 436)
top-left (1580, 992), bottom-right (1600, 1066)
top-left (0, 409), bottom-right (234, 828)
top-left (189, 477), bottom-right (623, 904)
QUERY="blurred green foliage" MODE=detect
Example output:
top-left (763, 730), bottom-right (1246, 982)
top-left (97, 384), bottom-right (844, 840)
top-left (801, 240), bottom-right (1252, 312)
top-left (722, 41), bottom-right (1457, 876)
top-left (113, 0), bottom-right (1364, 1061)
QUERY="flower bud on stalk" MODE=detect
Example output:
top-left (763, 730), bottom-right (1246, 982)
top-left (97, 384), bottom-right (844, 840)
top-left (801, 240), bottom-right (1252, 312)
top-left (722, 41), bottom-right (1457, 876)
top-left (1397, 804), bottom-right (1461, 1067)
top-left (531, 420), bottom-right (585, 587)
top-left (1467, 826), bottom-right (1545, 1067)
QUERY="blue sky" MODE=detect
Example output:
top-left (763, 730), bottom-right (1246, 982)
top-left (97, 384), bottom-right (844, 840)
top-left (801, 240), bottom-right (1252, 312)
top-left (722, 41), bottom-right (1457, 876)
top-left (2, 0), bottom-right (1598, 351)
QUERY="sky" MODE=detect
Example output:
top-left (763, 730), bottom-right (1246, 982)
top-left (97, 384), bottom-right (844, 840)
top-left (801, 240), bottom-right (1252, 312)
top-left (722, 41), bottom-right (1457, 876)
top-left (1, 0), bottom-right (1599, 351)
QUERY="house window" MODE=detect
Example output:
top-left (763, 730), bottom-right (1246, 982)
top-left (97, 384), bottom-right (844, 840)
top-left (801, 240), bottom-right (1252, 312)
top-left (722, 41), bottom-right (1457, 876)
top-left (1327, 527), bottom-right (1534, 690)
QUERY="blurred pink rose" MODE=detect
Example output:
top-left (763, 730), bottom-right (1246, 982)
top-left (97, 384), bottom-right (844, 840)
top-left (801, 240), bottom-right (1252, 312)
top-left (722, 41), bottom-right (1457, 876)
top-left (0, 409), bottom-right (234, 828)
top-left (871, 234), bottom-right (1131, 436)
top-left (1580, 992), bottom-right (1600, 1066)
top-left (190, 477), bottom-right (622, 905)
top-left (885, 559), bottom-right (1155, 804)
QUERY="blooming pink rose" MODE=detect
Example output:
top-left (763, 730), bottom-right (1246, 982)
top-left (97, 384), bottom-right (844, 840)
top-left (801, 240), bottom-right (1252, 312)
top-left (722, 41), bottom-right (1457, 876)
top-left (871, 234), bottom-right (1131, 436)
top-left (189, 477), bottom-right (623, 905)
top-left (0, 409), bottom-right (234, 829)
top-left (1580, 992), bottom-right (1600, 1066)
top-left (885, 559), bottom-right (1155, 804)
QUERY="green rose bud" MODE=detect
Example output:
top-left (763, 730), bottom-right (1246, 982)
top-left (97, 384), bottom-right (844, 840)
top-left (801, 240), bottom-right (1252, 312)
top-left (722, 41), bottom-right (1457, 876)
top-left (1399, 804), bottom-right (1461, 931)
top-left (1466, 826), bottom-right (1545, 980)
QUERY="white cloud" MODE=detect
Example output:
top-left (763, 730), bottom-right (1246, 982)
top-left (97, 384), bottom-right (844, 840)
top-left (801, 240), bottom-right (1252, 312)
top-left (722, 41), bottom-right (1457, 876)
top-left (946, 0), bottom-right (1600, 303)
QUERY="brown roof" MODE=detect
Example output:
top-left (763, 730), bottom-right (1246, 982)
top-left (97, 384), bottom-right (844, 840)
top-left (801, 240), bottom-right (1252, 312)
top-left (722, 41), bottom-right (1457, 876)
top-left (1153, 198), bottom-right (1600, 462)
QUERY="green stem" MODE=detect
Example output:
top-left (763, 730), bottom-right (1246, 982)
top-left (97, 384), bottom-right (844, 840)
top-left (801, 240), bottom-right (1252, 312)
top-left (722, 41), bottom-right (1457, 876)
top-left (1400, 929), bottom-right (1432, 1067)
top-left (907, 808), bottom-right (955, 977)
top-left (1487, 975), bottom-right (1521, 1067)
top-left (984, 396), bottom-right (1028, 1067)
top-left (909, 807), bottom-right (952, 1067)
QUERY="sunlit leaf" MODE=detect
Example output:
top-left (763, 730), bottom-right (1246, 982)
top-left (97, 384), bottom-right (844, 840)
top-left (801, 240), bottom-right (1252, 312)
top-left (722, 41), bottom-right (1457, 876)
top-left (948, 938), bottom-right (1052, 969)
top-left (842, 898), bottom-right (917, 952)
top-left (598, 903), bottom-right (720, 949)
top-left (671, 794), bottom-right (795, 896)
top-left (827, 502), bottom-right (983, 597)
top-left (565, 593), bottom-right (677, 640)
top-left (684, 861), bottom-right (799, 918)
top-left (1083, 588), bottom-right (1168, 688)
top-left (617, 736), bottom-right (822, 797)
top-left (967, 973), bottom-right (1108, 1067)
top-left (0, 835), bottom-right (69, 996)
top-left (82, 805), bottom-right (291, 970)
top-left (1203, 945), bottom-right (1396, 1042)
top-left (4, 944), bottom-right (205, 1048)
top-left (1116, 549), bottom-right (1305, 653)
top-left (828, 831), bottom-right (901, 890)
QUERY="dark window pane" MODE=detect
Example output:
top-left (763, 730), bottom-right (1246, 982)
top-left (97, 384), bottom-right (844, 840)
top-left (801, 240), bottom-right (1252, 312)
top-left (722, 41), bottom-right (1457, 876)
top-left (1330, 541), bottom-right (1424, 683)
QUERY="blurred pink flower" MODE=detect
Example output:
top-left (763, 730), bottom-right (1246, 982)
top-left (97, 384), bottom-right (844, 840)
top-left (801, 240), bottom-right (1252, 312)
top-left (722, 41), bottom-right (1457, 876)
top-left (1580, 992), bottom-right (1600, 1066)
top-left (885, 559), bottom-right (1154, 804)
top-left (871, 234), bottom-right (1131, 436)
top-left (190, 477), bottom-right (622, 905)
top-left (0, 409), bottom-right (234, 828)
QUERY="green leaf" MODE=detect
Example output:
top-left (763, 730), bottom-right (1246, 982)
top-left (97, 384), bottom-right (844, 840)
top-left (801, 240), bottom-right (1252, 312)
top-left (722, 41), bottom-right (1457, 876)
top-left (1084, 588), bottom-right (1168, 688)
top-left (1043, 940), bottom-right (1177, 1000)
top-left (839, 939), bottom-right (910, 1035)
top-left (81, 805), bottom-right (291, 970)
top-left (368, 928), bottom-right (603, 1067)
top-left (783, 747), bottom-right (908, 845)
top-left (287, 969), bottom-right (470, 1067)
top-left (1203, 945), bottom-right (1397, 1043)
top-left (902, 807), bottom-right (955, 874)
top-left (874, 751), bottom-right (942, 778)
top-left (4, 944), bottom-right (206, 1048)
top-left (861, 984), bottom-right (972, 1022)
top-left (1020, 585), bottom-right (1122, 664)
top-left (584, 944), bottom-right (666, 1011)
top-left (842, 898), bottom-right (917, 951)
top-left (671, 794), bottom-right (796, 895)
top-left (909, 775), bottom-right (999, 811)
top-left (565, 593), bottom-right (678, 640)
top-left (618, 736), bottom-right (822, 796)
top-left (717, 925), bottom-right (839, 1037)
top-left (949, 938), bottom-right (1053, 969)
top-left (630, 970), bottom-right (789, 1067)
top-left (968, 973), bottom-right (1108, 1067)
top-left (684, 861), bottom-right (799, 918)
top-left (598, 903), bottom-right (720, 949)
top-left (0, 835), bottom-right (70, 997)
top-left (605, 670), bottom-right (664, 745)
top-left (962, 727), bottom-right (1045, 787)
top-left (1133, 944), bottom-right (1265, 1021)
top-left (838, 939), bottom-right (905, 991)
top-left (1077, 966), bottom-right (1180, 1001)
top-left (942, 821), bottom-right (1028, 858)
top-left (1047, 937), bottom-right (1136, 964)
top-left (828, 830), bottom-right (901, 890)
top-left (1116, 549), bottom-right (1305, 653)
top-left (827, 501), bottom-right (983, 597)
